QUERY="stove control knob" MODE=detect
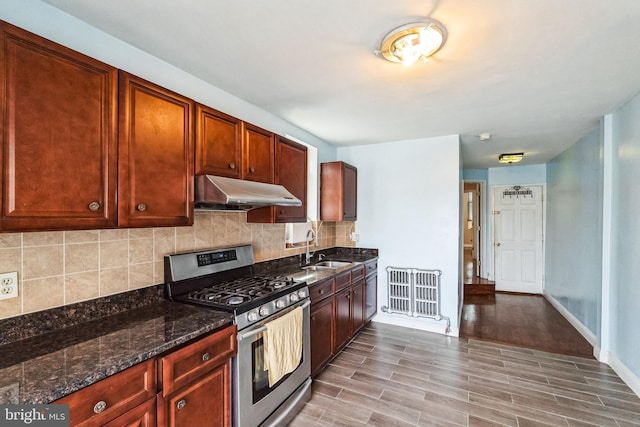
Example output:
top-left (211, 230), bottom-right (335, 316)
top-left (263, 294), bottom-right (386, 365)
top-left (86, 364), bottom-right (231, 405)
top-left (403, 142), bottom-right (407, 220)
top-left (276, 299), bottom-right (286, 309)
top-left (297, 289), bottom-right (308, 299)
top-left (259, 306), bottom-right (270, 317)
top-left (247, 311), bottom-right (258, 322)
top-left (289, 293), bottom-right (299, 302)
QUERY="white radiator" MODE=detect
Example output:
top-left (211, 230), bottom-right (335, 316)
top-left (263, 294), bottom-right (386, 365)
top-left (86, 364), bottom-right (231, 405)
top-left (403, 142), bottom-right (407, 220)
top-left (383, 267), bottom-right (450, 333)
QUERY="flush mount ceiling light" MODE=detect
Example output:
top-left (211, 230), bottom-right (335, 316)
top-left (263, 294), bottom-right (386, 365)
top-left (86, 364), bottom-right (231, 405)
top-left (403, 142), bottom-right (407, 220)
top-left (377, 19), bottom-right (447, 66)
top-left (498, 153), bottom-right (524, 164)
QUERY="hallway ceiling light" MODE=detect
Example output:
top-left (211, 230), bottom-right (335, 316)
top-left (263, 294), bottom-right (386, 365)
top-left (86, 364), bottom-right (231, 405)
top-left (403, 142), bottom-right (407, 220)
top-left (498, 153), bottom-right (524, 164)
top-left (377, 19), bottom-right (447, 66)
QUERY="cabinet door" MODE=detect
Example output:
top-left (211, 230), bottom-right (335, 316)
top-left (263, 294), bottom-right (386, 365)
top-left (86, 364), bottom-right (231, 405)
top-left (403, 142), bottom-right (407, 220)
top-left (342, 163), bottom-right (358, 221)
top-left (334, 287), bottom-right (352, 352)
top-left (243, 123), bottom-right (274, 183)
top-left (0, 21), bottom-right (118, 231)
top-left (365, 272), bottom-right (378, 322)
top-left (195, 105), bottom-right (242, 178)
top-left (118, 71), bottom-right (194, 228)
top-left (103, 398), bottom-right (156, 427)
top-left (310, 296), bottom-right (334, 377)
top-left (351, 279), bottom-right (365, 334)
top-left (159, 363), bottom-right (231, 427)
top-left (274, 136), bottom-right (307, 223)
top-left (320, 161), bottom-right (357, 222)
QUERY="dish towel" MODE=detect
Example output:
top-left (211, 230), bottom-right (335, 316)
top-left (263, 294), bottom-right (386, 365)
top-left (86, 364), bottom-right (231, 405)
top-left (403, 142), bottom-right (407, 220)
top-left (263, 306), bottom-right (303, 387)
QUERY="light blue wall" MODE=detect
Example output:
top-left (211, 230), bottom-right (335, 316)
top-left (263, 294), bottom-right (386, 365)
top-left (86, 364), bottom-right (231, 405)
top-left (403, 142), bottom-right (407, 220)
top-left (545, 128), bottom-right (603, 339)
top-left (0, 0), bottom-right (337, 162)
top-left (488, 164), bottom-right (546, 185)
top-left (462, 169), bottom-right (488, 181)
top-left (610, 93), bottom-right (640, 378)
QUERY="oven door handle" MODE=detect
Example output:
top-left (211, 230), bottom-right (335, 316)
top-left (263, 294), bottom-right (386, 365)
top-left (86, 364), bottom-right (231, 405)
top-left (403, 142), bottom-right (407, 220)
top-left (238, 300), bottom-right (310, 341)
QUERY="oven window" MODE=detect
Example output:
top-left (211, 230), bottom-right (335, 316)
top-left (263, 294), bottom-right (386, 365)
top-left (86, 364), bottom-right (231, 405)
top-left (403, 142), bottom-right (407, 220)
top-left (251, 335), bottom-right (304, 404)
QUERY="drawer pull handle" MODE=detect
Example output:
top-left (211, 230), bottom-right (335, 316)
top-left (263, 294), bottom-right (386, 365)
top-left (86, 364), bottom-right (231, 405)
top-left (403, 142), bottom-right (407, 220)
top-left (136, 203), bottom-right (147, 212)
top-left (93, 401), bottom-right (107, 414)
top-left (177, 399), bottom-right (187, 410)
top-left (249, 167), bottom-right (255, 173)
top-left (229, 162), bottom-right (235, 169)
top-left (88, 201), bottom-right (101, 211)
top-left (202, 352), bottom-right (210, 362)
top-left (319, 290), bottom-right (324, 294)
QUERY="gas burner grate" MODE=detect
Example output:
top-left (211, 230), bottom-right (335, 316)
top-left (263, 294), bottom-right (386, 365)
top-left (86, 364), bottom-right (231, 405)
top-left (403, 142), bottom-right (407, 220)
top-left (184, 275), bottom-right (298, 307)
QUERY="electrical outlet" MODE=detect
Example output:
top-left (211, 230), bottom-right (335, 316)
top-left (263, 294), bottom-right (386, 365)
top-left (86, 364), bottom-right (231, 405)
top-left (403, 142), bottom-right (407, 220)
top-left (350, 232), bottom-right (360, 242)
top-left (0, 271), bottom-right (18, 300)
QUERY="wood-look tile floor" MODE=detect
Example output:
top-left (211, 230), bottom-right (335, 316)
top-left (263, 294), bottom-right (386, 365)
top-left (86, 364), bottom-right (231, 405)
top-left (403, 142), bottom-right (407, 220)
top-left (290, 322), bottom-right (640, 426)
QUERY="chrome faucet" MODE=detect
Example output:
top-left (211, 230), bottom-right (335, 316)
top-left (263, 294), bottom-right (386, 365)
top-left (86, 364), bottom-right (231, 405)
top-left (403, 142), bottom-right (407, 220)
top-left (305, 229), bottom-right (315, 265)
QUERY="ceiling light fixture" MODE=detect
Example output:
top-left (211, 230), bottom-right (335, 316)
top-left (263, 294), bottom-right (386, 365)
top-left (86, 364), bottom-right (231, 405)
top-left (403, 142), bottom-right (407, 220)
top-left (377, 19), bottom-right (447, 66)
top-left (498, 153), bottom-right (524, 164)
top-left (479, 133), bottom-right (492, 141)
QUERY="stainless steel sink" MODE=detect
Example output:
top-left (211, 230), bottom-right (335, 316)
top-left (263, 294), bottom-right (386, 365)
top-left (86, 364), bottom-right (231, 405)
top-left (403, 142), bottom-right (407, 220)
top-left (315, 260), bottom-right (353, 268)
top-left (302, 260), bottom-right (353, 270)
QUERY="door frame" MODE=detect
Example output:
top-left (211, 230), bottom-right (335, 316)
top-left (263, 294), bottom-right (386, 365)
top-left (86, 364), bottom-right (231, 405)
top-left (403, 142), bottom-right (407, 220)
top-left (489, 183), bottom-right (546, 291)
top-left (462, 180), bottom-right (488, 279)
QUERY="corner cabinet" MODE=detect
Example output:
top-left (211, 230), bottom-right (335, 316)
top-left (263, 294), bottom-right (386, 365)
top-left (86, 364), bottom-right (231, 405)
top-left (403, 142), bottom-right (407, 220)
top-left (247, 136), bottom-right (307, 223)
top-left (118, 72), bottom-right (194, 228)
top-left (320, 161), bottom-right (357, 221)
top-left (0, 21), bottom-right (118, 231)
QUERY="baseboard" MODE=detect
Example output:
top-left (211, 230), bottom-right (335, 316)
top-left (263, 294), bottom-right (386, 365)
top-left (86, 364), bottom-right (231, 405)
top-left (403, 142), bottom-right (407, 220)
top-left (372, 313), bottom-right (458, 337)
top-left (600, 350), bottom-right (640, 398)
top-left (543, 293), bottom-right (598, 350)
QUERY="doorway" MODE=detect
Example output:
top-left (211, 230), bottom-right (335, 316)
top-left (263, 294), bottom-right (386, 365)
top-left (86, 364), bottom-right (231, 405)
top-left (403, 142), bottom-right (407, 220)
top-left (463, 182), bottom-right (481, 283)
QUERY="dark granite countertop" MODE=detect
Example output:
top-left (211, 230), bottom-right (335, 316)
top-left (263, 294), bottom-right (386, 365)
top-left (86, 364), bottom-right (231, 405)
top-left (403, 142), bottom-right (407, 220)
top-left (0, 301), bottom-right (233, 404)
top-left (0, 246), bottom-right (376, 406)
top-left (267, 247), bottom-right (379, 285)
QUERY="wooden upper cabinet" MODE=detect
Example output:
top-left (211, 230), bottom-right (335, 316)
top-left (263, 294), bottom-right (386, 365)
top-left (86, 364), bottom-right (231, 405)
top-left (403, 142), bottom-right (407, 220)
top-left (0, 21), bottom-right (118, 231)
top-left (247, 136), bottom-right (307, 223)
top-left (195, 105), bottom-right (242, 179)
top-left (320, 161), bottom-right (357, 221)
top-left (275, 136), bottom-right (307, 222)
top-left (243, 123), bottom-right (274, 183)
top-left (118, 71), bottom-right (194, 228)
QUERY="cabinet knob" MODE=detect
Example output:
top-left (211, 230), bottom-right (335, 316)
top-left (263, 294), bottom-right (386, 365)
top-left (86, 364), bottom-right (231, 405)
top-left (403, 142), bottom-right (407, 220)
top-left (88, 201), bottom-right (101, 211)
top-left (136, 203), bottom-right (147, 212)
top-left (249, 167), bottom-right (255, 173)
top-left (176, 399), bottom-right (187, 410)
top-left (319, 290), bottom-right (324, 294)
top-left (229, 162), bottom-right (235, 169)
top-left (93, 400), bottom-right (107, 414)
top-left (202, 352), bottom-right (210, 362)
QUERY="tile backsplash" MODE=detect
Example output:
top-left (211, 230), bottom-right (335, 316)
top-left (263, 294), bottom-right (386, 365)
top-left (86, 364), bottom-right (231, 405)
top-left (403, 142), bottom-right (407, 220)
top-left (0, 212), bottom-right (355, 320)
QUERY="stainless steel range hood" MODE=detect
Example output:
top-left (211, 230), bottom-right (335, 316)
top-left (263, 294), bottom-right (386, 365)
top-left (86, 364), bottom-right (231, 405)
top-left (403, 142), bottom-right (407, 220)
top-left (195, 175), bottom-right (302, 210)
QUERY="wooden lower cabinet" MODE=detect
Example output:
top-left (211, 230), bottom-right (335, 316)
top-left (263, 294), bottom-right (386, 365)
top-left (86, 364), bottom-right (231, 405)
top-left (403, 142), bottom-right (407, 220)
top-left (310, 295), bottom-right (334, 377)
top-left (54, 359), bottom-right (156, 427)
top-left (333, 286), bottom-right (352, 353)
top-left (56, 326), bottom-right (236, 427)
top-left (351, 278), bottom-right (366, 335)
top-left (157, 363), bottom-right (230, 427)
top-left (103, 398), bottom-right (156, 427)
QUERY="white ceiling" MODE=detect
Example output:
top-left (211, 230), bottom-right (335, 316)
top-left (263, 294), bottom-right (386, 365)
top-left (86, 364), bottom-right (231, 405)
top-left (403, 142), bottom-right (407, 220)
top-left (43, 0), bottom-right (640, 168)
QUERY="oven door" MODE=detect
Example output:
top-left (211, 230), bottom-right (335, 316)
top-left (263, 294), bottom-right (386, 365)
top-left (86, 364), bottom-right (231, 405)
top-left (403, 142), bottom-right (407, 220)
top-left (233, 299), bottom-right (311, 427)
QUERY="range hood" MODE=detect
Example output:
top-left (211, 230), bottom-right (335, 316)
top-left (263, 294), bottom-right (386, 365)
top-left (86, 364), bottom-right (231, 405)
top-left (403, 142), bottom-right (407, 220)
top-left (195, 175), bottom-right (302, 210)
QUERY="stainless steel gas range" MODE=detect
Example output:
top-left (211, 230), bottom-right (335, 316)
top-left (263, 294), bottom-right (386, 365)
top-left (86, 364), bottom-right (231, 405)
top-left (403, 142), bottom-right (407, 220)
top-left (164, 244), bottom-right (311, 427)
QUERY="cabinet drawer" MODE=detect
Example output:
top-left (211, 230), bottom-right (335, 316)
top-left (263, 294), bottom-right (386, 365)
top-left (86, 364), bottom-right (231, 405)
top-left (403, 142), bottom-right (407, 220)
top-left (55, 358), bottom-right (156, 427)
top-left (309, 278), bottom-right (334, 304)
top-left (160, 325), bottom-right (237, 396)
top-left (335, 271), bottom-right (351, 291)
top-left (365, 260), bottom-right (378, 277)
top-left (350, 265), bottom-right (365, 283)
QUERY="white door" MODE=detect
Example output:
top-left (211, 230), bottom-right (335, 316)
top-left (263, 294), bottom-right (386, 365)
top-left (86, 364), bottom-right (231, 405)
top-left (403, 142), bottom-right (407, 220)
top-left (492, 185), bottom-right (543, 293)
